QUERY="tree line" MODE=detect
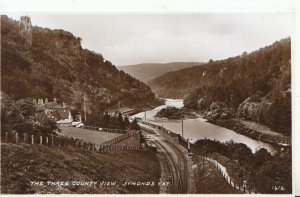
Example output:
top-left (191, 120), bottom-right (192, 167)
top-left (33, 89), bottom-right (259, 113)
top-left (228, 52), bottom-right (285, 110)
top-left (194, 139), bottom-right (291, 194)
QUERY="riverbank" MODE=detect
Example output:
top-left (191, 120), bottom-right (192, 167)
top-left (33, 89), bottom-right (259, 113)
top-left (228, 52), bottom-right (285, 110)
top-left (205, 117), bottom-right (290, 150)
top-left (1, 143), bottom-right (161, 194)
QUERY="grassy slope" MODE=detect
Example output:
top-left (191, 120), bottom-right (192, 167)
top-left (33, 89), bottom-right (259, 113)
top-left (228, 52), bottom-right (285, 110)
top-left (193, 155), bottom-right (242, 194)
top-left (1, 143), bottom-right (160, 194)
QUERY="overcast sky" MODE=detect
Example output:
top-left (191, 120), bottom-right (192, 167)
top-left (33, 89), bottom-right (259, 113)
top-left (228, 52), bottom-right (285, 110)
top-left (7, 13), bottom-right (293, 66)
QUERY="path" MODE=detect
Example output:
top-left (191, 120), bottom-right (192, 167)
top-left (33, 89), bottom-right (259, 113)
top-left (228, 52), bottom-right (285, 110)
top-left (204, 157), bottom-right (255, 194)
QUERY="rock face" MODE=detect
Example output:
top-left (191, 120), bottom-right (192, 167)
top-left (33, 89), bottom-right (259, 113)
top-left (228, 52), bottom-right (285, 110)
top-left (19, 16), bottom-right (32, 46)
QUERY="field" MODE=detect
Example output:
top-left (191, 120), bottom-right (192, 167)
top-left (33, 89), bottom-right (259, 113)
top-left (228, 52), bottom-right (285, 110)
top-left (60, 127), bottom-right (122, 144)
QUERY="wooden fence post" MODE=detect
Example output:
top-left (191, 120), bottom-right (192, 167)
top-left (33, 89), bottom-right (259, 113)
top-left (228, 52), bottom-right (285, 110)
top-left (40, 136), bottom-right (42, 144)
top-left (23, 133), bottom-right (27, 143)
top-left (46, 137), bottom-right (49, 145)
top-left (31, 135), bottom-right (34, 144)
top-left (15, 133), bottom-right (19, 143)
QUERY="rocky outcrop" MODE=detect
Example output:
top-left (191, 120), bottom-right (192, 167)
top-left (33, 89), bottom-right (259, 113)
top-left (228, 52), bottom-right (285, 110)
top-left (19, 16), bottom-right (32, 46)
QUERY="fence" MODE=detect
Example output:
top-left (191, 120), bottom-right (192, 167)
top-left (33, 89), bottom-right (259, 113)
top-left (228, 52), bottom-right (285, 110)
top-left (82, 125), bottom-right (128, 134)
top-left (203, 156), bottom-right (255, 194)
top-left (139, 121), bottom-right (256, 193)
top-left (139, 120), bottom-right (181, 143)
top-left (1, 130), bottom-right (142, 153)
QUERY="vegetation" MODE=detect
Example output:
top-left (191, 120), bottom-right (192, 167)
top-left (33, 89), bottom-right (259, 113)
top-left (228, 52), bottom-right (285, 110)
top-left (193, 139), bottom-right (291, 194)
top-left (1, 92), bottom-right (58, 135)
top-left (155, 106), bottom-right (184, 119)
top-left (154, 106), bottom-right (197, 120)
top-left (150, 38), bottom-right (291, 135)
top-left (1, 143), bottom-right (161, 194)
top-left (85, 112), bottom-right (140, 130)
top-left (1, 15), bottom-right (158, 126)
top-left (193, 156), bottom-right (242, 194)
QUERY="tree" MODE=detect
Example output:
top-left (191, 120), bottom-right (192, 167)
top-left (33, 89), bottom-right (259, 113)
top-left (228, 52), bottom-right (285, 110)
top-left (1, 92), bottom-right (14, 132)
top-left (253, 148), bottom-right (272, 167)
top-left (129, 119), bottom-right (140, 130)
top-left (102, 111), bottom-right (110, 128)
top-left (1, 96), bottom-right (58, 135)
top-left (124, 116), bottom-right (130, 128)
top-left (231, 143), bottom-right (253, 164)
top-left (117, 112), bottom-right (125, 129)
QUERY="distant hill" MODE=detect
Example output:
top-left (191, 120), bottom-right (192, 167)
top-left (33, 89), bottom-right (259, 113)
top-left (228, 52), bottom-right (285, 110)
top-left (118, 62), bottom-right (203, 83)
top-left (149, 38), bottom-right (291, 135)
top-left (1, 15), bottom-right (158, 120)
top-left (149, 38), bottom-right (290, 99)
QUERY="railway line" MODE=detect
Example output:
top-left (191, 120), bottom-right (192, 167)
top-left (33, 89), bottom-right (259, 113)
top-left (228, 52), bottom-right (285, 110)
top-left (166, 140), bottom-right (188, 193)
top-left (153, 139), bottom-right (188, 194)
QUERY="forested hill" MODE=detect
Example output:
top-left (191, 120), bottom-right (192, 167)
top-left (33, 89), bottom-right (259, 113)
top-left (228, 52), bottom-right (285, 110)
top-left (149, 38), bottom-right (291, 135)
top-left (1, 15), bottom-right (157, 116)
top-left (118, 62), bottom-right (203, 83)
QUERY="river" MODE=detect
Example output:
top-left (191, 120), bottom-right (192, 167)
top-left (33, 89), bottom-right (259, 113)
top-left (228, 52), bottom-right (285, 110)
top-left (132, 98), bottom-right (276, 154)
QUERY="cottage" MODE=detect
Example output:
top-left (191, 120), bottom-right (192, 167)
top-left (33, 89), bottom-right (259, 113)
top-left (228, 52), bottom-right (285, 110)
top-left (36, 98), bottom-right (75, 127)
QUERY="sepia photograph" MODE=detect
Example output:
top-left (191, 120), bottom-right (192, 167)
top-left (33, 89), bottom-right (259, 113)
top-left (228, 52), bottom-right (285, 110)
top-left (0, 0), bottom-right (298, 195)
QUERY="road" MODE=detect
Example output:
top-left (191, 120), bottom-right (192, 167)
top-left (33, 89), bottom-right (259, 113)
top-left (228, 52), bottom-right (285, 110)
top-left (141, 122), bottom-right (195, 194)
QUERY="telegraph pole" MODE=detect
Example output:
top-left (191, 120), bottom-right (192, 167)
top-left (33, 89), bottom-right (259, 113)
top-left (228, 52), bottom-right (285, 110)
top-left (83, 94), bottom-right (87, 122)
top-left (181, 119), bottom-right (184, 138)
top-left (202, 145), bottom-right (206, 191)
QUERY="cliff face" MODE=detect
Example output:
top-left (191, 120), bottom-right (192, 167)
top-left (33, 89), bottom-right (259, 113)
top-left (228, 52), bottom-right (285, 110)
top-left (1, 15), bottom-right (156, 114)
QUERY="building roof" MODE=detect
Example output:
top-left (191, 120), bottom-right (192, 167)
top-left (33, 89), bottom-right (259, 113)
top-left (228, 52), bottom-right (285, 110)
top-left (119, 107), bottom-right (134, 114)
top-left (49, 108), bottom-right (70, 120)
top-left (57, 119), bottom-right (73, 124)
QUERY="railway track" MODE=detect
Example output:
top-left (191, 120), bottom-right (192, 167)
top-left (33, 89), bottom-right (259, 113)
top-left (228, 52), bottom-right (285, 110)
top-left (166, 140), bottom-right (188, 193)
top-left (154, 139), bottom-right (187, 194)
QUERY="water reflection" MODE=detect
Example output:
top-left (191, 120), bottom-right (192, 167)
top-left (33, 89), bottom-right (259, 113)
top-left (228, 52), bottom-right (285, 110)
top-left (132, 99), bottom-right (276, 154)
